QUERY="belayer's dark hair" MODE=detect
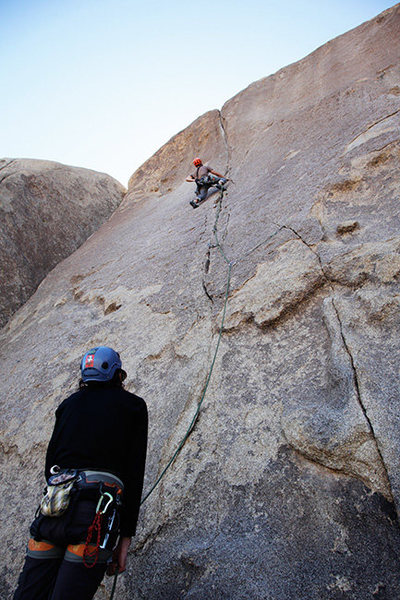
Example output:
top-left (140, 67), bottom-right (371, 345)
top-left (79, 369), bottom-right (125, 390)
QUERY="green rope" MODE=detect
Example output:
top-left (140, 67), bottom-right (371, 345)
top-left (108, 190), bottom-right (231, 600)
top-left (110, 572), bottom-right (118, 600)
top-left (140, 187), bottom-right (284, 505)
top-left (111, 187), bottom-right (283, 599)
top-left (141, 189), bottom-right (231, 506)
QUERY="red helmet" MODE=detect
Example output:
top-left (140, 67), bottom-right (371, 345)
top-left (193, 157), bottom-right (202, 167)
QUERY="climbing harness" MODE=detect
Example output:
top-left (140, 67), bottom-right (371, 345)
top-left (191, 175), bottom-right (227, 208)
top-left (54, 469), bottom-right (123, 600)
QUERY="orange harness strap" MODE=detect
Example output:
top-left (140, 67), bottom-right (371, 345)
top-left (65, 543), bottom-right (111, 565)
top-left (27, 539), bottom-right (64, 560)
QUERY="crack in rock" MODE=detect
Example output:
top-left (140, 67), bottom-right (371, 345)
top-left (279, 224), bottom-right (334, 288)
top-left (0, 161), bottom-right (18, 186)
top-left (218, 110), bottom-right (231, 178)
top-left (278, 224), bottom-right (397, 512)
top-left (202, 280), bottom-right (214, 303)
top-left (202, 247), bottom-right (214, 303)
top-left (331, 297), bottom-right (397, 510)
top-left (344, 109), bottom-right (400, 154)
top-left (0, 158), bottom-right (17, 177)
top-left (287, 443), bottom-right (376, 483)
top-left (223, 235), bottom-right (325, 332)
top-left (200, 111), bottom-right (232, 305)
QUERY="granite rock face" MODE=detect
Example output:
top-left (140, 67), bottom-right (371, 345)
top-left (0, 158), bottom-right (125, 328)
top-left (1, 5), bottom-right (400, 599)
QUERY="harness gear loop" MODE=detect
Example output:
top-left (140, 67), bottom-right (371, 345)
top-left (83, 492), bottom-right (114, 569)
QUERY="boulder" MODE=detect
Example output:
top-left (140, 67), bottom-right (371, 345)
top-left (1, 4), bottom-right (400, 599)
top-left (0, 158), bottom-right (125, 328)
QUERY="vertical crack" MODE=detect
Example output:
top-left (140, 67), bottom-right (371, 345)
top-left (331, 298), bottom-right (397, 512)
top-left (279, 223), bottom-right (398, 515)
top-left (204, 247), bottom-right (211, 274)
top-left (214, 111), bottom-right (232, 260)
top-left (217, 110), bottom-right (231, 178)
top-left (202, 280), bottom-right (214, 303)
top-left (205, 108), bottom-right (234, 554)
top-left (202, 247), bottom-right (214, 303)
top-left (201, 110), bottom-right (233, 304)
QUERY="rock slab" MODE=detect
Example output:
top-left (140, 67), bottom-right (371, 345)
top-left (1, 5), bottom-right (400, 600)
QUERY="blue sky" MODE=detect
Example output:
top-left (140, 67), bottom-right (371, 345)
top-left (0, 0), bottom-right (397, 185)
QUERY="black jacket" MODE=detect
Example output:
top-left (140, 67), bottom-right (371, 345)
top-left (45, 385), bottom-right (148, 537)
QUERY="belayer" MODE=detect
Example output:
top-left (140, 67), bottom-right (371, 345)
top-left (13, 346), bottom-right (148, 600)
top-left (186, 157), bottom-right (227, 208)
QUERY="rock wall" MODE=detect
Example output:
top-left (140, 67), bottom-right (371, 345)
top-left (1, 4), bottom-right (400, 599)
top-left (0, 158), bottom-right (125, 328)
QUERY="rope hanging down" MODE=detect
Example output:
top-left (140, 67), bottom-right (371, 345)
top-left (110, 188), bottom-right (284, 599)
top-left (141, 189), bottom-right (232, 505)
top-left (109, 189), bottom-right (231, 599)
top-left (141, 187), bottom-right (283, 505)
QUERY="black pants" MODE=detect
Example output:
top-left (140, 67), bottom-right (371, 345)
top-left (14, 555), bottom-right (107, 600)
top-left (14, 498), bottom-right (115, 600)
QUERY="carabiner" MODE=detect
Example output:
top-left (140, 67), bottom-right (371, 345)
top-left (96, 492), bottom-right (113, 514)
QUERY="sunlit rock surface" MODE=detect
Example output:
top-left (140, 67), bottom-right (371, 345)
top-left (0, 158), bottom-right (125, 327)
top-left (1, 5), bottom-right (400, 599)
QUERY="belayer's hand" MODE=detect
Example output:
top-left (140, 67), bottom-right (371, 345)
top-left (107, 536), bottom-right (132, 575)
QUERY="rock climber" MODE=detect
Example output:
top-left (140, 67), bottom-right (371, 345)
top-left (186, 157), bottom-right (227, 208)
top-left (13, 346), bottom-right (148, 600)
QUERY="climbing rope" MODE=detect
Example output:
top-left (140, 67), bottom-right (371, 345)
top-left (110, 185), bottom-right (283, 599)
top-left (110, 571), bottom-right (118, 600)
top-left (110, 188), bottom-right (231, 598)
top-left (140, 184), bottom-right (284, 503)
top-left (141, 190), bottom-right (232, 505)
